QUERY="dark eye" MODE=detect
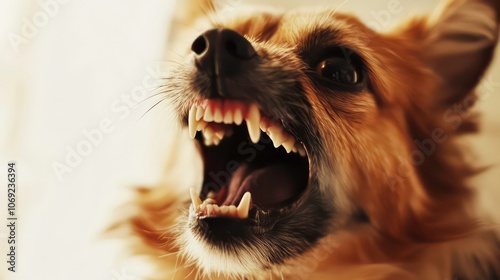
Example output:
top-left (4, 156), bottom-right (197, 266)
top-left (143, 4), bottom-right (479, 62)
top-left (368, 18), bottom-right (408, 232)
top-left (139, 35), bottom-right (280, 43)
top-left (315, 57), bottom-right (360, 85)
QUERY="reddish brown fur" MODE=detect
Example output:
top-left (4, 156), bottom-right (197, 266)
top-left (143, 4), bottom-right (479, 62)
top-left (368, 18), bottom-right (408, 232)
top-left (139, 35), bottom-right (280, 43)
top-left (109, 1), bottom-right (500, 279)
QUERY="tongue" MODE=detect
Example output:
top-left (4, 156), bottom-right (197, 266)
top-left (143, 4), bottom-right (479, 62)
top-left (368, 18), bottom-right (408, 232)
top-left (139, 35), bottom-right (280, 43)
top-left (222, 162), bottom-right (306, 208)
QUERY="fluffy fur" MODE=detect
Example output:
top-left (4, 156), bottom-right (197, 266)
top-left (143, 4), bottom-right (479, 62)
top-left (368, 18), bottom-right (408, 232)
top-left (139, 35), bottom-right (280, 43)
top-left (109, 0), bottom-right (500, 279)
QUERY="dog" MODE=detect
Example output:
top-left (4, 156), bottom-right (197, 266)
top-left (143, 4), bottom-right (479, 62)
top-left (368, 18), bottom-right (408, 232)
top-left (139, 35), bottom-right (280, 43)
top-left (114, 0), bottom-right (500, 279)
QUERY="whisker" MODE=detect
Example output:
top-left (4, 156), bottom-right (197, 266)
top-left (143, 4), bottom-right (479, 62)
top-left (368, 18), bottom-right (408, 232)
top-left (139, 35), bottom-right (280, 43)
top-left (172, 252), bottom-right (181, 280)
top-left (135, 97), bottom-right (168, 125)
top-left (332, 0), bottom-right (350, 16)
top-left (132, 92), bottom-right (166, 109)
top-left (164, 49), bottom-right (187, 61)
top-left (149, 58), bottom-right (183, 66)
top-left (159, 251), bottom-right (179, 258)
top-left (184, 266), bottom-right (196, 279)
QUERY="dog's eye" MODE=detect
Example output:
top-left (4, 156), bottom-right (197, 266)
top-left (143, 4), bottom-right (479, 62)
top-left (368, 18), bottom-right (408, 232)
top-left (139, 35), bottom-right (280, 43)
top-left (315, 58), bottom-right (360, 85)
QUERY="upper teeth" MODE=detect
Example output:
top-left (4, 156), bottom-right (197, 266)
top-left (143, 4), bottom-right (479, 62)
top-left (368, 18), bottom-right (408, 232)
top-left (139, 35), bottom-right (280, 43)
top-left (188, 100), bottom-right (306, 156)
top-left (190, 188), bottom-right (252, 219)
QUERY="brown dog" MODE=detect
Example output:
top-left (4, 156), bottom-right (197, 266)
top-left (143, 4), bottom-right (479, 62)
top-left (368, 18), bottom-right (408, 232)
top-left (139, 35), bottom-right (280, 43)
top-left (116, 0), bottom-right (500, 279)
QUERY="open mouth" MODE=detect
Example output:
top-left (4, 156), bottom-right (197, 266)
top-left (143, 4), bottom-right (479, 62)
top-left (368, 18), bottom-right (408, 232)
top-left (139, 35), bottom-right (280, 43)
top-left (187, 99), bottom-right (310, 227)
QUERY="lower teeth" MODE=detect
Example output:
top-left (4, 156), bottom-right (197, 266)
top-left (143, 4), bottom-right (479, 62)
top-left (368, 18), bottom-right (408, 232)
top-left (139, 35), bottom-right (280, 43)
top-left (190, 188), bottom-right (251, 219)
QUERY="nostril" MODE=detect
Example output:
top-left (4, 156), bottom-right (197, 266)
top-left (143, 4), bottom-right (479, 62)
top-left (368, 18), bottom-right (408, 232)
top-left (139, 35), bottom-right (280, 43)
top-left (191, 35), bottom-right (207, 55)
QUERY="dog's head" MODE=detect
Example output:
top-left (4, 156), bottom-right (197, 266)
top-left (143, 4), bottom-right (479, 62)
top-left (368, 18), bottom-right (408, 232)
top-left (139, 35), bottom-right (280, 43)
top-left (159, 0), bottom-right (500, 277)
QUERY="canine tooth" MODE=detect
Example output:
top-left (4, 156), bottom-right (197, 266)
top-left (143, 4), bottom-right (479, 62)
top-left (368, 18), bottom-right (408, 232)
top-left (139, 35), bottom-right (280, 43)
top-left (267, 126), bottom-right (286, 148)
top-left (190, 188), bottom-right (202, 209)
top-left (195, 106), bottom-right (205, 121)
top-left (282, 137), bottom-right (296, 153)
top-left (214, 107), bottom-right (223, 123)
top-left (237, 192), bottom-right (251, 219)
top-left (188, 106), bottom-right (197, 139)
top-left (233, 109), bottom-right (243, 125)
top-left (203, 105), bottom-right (214, 122)
top-left (246, 104), bottom-right (261, 143)
top-left (223, 110), bottom-right (233, 124)
top-left (213, 137), bottom-right (221, 145)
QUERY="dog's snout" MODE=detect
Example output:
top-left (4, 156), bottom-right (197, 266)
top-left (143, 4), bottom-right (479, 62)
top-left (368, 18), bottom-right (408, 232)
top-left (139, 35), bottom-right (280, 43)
top-left (192, 28), bottom-right (257, 81)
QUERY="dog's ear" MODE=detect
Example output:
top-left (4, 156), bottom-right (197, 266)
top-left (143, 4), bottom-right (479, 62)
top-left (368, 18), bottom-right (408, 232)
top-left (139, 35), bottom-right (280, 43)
top-left (422, 0), bottom-right (500, 105)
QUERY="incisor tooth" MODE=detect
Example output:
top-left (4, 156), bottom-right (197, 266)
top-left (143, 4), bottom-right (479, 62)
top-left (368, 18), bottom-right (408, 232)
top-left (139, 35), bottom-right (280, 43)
top-left (203, 106), bottom-right (214, 122)
top-left (229, 205), bottom-right (237, 216)
top-left (213, 205), bottom-right (220, 213)
top-left (237, 192), bottom-right (251, 219)
top-left (188, 106), bottom-right (197, 139)
top-left (206, 204), bottom-right (214, 215)
top-left (220, 206), bottom-right (229, 214)
top-left (214, 107), bottom-right (223, 123)
top-left (246, 104), bottom-right (261, 143)
top-left (233, 109), bottom-right (243, 125)
top-left (190, 188), bottom-right (202, 209)
top-left (195, 106), bottom-right (204, 121)
top-left (223, 110), bottom-right (233, 124)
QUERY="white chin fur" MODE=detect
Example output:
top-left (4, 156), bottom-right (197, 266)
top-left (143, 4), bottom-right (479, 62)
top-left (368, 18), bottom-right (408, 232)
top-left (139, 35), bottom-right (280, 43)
top-left (177, 218), bottom-right (266, 278)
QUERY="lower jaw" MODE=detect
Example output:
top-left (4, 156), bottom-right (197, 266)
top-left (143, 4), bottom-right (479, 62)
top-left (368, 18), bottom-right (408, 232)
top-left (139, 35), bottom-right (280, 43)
top-left (185, 186), bottom-right (333, 278)
top-left (189, 182), bottom-right (333, 245)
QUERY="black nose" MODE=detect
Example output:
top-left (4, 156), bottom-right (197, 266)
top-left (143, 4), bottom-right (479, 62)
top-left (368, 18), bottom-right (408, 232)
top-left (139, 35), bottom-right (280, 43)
top-left (191, 28), bottom-right (257, 87)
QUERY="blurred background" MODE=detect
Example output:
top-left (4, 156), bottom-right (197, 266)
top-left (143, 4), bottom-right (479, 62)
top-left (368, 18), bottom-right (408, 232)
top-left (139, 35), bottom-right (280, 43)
top-left (0, 0), bottom-right (498, 279)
